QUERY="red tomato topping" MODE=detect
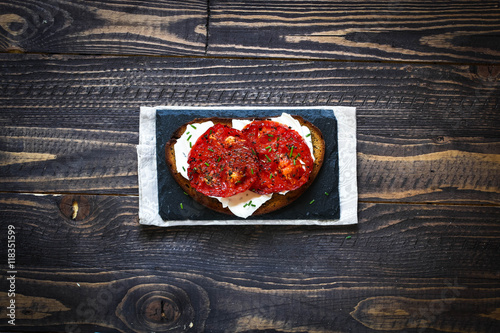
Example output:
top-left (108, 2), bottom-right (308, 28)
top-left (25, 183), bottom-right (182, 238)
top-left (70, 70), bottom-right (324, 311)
top-left (242, 120), bottom-right (313, 194)
top-left (187, 124), bottom-right (259, 198)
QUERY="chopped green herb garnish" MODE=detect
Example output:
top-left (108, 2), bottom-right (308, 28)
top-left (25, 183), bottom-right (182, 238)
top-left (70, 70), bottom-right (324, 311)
top-left (324, 192), bottom-right (329, 196)
top-left (182, 166), bottom-right (186, 172)
top-left (252, 148), bottom-right (256, 155)
top-left (190, 124), bottom-right (197, 129)
top-left (267, 133), bottom-right (274, 137)
top-left (187, 134), bottom-right (192, 141)
top-left (251, 168), bottom-right (254, 175)
top-left (265, 146), bottom-right (272, 151)
top-left (269, 173), bottom-right (273, 179)
top-left (306, 133), bottom-right (311, 137)
top-left (208, 147), bottom-right (214, 152)
top-left (189, 142), bottom-right (192, 148)
top-left (217, 156), bottom-right (221, 162)
top-left (180, 203), bottom-right (184, 209)
top-left (205, 162), bottom-right (210, 167)
top-left (184, 192), bottom-right (188, 195)
top-left (345, 235), bottom-right (352, 240)
top-left (293, 153), bottom-right (301, 165)
top-left (309, 199), bottom-right (315, 204)
top-left (265, 154), bottom-right (272, 162)
top-left (244, 200), bottom-right (254, 208)
top-left (289, 146), bottom-right (294, 158)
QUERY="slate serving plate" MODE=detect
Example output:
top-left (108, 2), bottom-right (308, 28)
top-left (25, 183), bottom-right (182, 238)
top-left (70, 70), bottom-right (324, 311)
top-left (156, 108), bottom-right (339, 221)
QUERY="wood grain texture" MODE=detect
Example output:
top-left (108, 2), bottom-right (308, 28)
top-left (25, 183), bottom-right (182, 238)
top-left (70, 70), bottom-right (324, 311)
top-left (0, 193), bottom-right (499, 332)
top-left (0, 121), bottom-right (139, 194)
top-left (2, 269), bottom-right (500, 332)
top-left (1, 2), bottom-right (499, 332)
top-left (1, 0), bottom-right (500, 63)
top-left (0, 0), bottom-right (207, 55)
top-left (0, 54), bottom-right (499, 203)
top-left (208, 0), bottom-right (500, 63)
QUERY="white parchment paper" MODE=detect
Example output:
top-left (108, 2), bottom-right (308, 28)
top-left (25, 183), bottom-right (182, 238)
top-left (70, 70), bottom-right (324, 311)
top-left (137, 106), bottom-right (357, 227)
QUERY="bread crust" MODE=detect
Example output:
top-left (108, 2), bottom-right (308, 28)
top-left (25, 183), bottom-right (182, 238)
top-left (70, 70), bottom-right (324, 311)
top-left (164, 116), bottom-right (325, 216)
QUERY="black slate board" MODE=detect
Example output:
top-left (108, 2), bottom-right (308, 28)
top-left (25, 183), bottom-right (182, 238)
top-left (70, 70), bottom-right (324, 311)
top-left (156, 108), bottom-right (339, 221)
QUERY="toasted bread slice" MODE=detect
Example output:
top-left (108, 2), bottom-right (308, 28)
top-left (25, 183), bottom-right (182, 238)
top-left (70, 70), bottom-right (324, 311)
top-left (165, 115), bottom-right (325, 216)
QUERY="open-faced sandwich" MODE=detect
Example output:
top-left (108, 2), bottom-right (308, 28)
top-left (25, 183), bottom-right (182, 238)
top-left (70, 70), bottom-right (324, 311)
top-left (165, 113), bottom-right (325, 218)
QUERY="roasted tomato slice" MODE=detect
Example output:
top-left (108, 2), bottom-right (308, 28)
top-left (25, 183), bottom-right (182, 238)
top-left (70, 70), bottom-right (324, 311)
top-left (187, 124), bottom-right (259, 198)
top-left (242, 120), bottom-right (313, 194)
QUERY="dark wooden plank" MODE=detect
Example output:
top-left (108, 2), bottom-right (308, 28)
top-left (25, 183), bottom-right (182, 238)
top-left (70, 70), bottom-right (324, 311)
top-left (2, 1), bottom-right (500, 63)
top-left (0, 116), bottom-right (139, 195)
top-left (0, 0), bottom-right (207, 56)
top-left (1, 54), bottom-right (499, 203)
top-left (208, 0), bottom-right (500, 63)
top-left (1, 55), bottom-right (498, 130)
top-left (1, 268), bottom-right (499, 332)
top-left (1, 193), bottom-right (499, 332)
top-left (3, 193), bottom-right (497, 277)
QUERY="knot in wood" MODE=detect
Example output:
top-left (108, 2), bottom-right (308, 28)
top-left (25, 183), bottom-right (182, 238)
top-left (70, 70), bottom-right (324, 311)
top-left (472, 65), bottom-right (500, 82)
top-left (433, 136), bottom-right (447, 143)
top-left (117, 283), bottom-right (201, 333)
top-left (0, 14), bottom-right (28, 36)
top-left (143, 294), bottom-right (181, 325)
top-left (59, 195), bottom-right (90, 221)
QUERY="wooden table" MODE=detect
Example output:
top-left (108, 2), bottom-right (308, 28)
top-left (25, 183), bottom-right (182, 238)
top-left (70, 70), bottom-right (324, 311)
top-left (1, 1), bottom-right (499, 332)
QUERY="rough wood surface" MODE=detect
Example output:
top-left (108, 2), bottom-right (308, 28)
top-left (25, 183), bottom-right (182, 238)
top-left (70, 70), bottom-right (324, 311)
top-left (1, 1), bottom-right (500, 332)
top-left (208, 0), bottom-right (500, 63)
top-left (1, 0), bottom-right (500, 63)
top-left (1, 193), bottom-right (499, 332)
top-left (1, 54), bottom-right (499, 203)
top-left (0, 0), bottom-right (207, 55)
